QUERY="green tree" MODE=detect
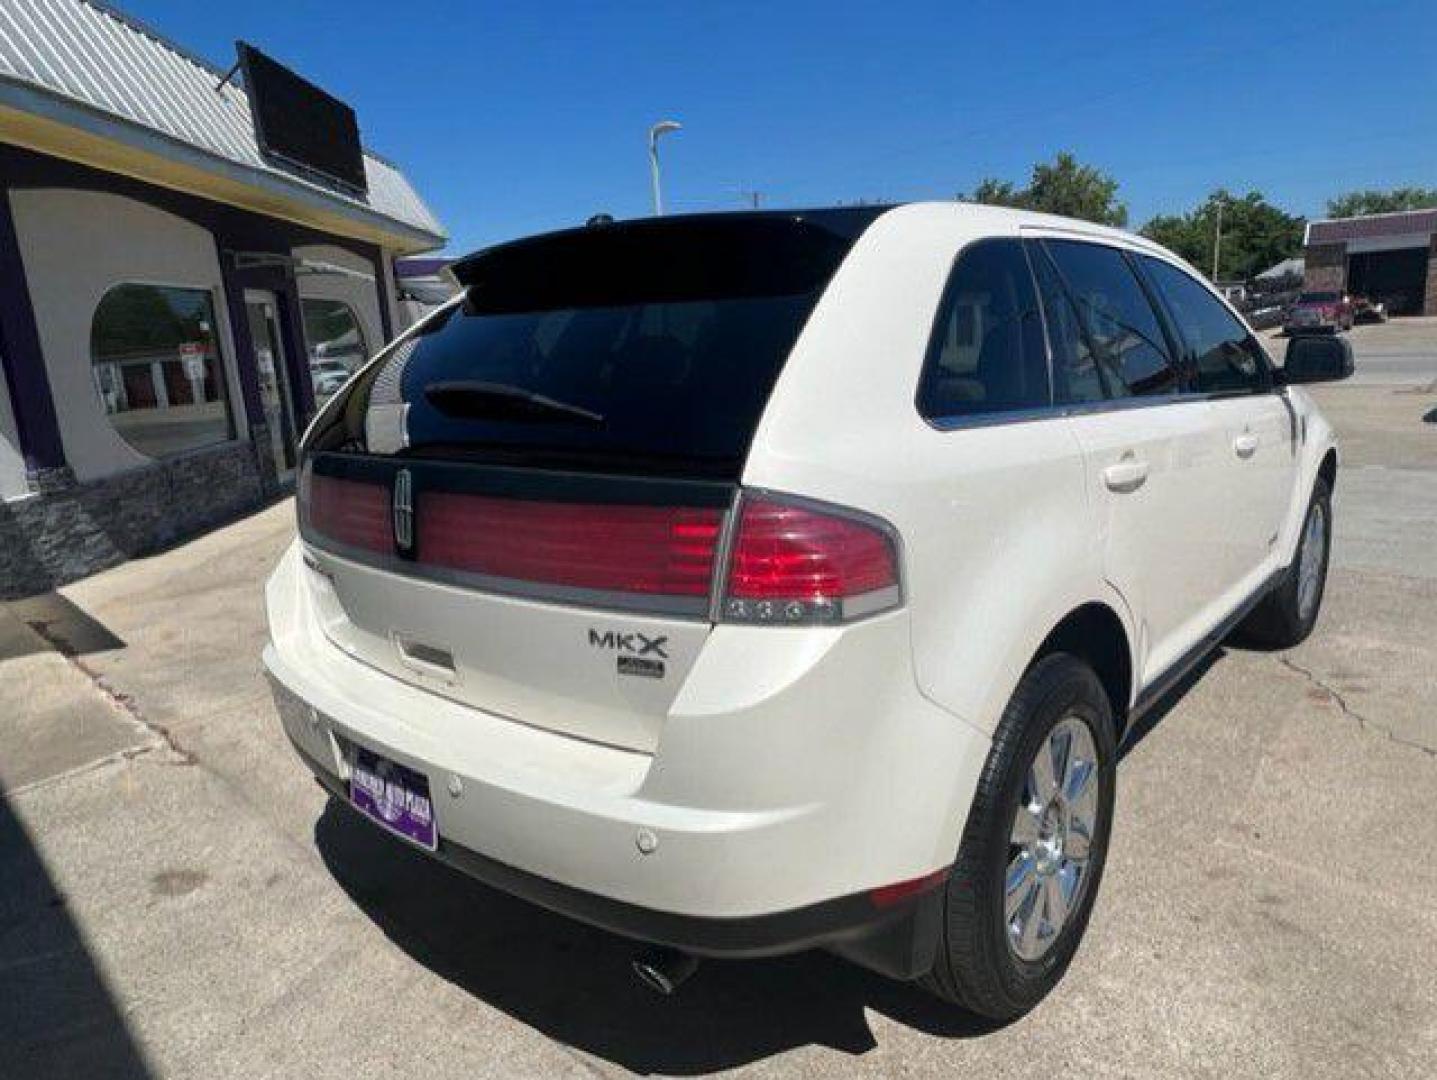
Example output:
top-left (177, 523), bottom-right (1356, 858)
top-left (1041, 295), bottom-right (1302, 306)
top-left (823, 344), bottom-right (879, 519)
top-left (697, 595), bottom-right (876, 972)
top-left (965, 177), bottom-right (1024, 208)
top-left (1140, 190), bottom-right (1304, 282)
top-left (961, 152), bottom-right (1128, 227)
top-left (1326, 187), bottom-right (1437, 218)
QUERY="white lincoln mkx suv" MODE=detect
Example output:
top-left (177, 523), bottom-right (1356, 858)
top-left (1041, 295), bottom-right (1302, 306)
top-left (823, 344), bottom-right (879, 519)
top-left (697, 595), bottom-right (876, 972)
top-left (264, 203), bottom-right (1347, 1018)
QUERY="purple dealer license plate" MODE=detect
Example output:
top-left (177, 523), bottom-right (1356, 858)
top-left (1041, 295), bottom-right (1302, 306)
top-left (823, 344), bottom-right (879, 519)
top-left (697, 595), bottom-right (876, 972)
top-left (349, 745), bottom-right (437, 851)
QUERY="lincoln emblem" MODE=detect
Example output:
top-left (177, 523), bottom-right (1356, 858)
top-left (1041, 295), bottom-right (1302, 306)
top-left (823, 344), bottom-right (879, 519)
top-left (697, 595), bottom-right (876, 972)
top-left (392, 469), bottom-right (414, 553)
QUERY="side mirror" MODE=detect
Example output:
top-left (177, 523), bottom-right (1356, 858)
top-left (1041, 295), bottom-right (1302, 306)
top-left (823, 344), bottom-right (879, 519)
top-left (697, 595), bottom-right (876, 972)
top-left (1280, 334), bottom-right (1355, 385)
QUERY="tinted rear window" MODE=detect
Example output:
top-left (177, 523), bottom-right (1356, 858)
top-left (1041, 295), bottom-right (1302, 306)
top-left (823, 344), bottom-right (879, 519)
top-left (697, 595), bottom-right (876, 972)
top-left (306, 213), bottom-right (878, 477)
top-left (916, 239), bottom-right (1049, 419)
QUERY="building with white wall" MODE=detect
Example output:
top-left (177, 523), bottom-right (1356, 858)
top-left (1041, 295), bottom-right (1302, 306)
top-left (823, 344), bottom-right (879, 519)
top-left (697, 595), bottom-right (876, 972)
top-left (0, 0), bottom-right (446, 596)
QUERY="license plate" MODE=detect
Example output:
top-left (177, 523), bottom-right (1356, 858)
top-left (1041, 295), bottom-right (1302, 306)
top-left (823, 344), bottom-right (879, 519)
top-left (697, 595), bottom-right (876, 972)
top-left (349, 744), bottom-right (437, 851)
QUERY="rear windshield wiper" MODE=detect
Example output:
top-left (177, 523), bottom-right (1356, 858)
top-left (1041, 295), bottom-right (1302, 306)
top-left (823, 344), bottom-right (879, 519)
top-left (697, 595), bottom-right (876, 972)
top-left (423, 380), bottom-right (605, 426)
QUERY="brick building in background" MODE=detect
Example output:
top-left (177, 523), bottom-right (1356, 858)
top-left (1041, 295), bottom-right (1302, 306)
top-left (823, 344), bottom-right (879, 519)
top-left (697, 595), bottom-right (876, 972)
top-left (1303, 207), bottom-right (1437, 315)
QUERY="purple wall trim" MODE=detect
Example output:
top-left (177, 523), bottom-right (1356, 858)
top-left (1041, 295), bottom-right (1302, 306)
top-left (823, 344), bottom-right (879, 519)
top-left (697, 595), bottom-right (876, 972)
top-left (394, 256), bottom-right (452, 278)
top-left (272, 267), bottom-right (318, 420)
top-left (216, 244), bottom-right (266, 431)
top-left (227, 260), bottom-right (317, 423)
top-left (0, 144), bottom-right (389, 294)
top-left (372, 252), bottom-right (395, 342)
top-left (0, 185), bottom-right (67, 475)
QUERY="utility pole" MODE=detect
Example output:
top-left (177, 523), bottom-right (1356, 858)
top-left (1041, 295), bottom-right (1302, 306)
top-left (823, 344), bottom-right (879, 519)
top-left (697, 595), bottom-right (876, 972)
top-left (1211, 197), bottom-right (1224, 281)
top-left (740, 189), bottom-right (762, 209)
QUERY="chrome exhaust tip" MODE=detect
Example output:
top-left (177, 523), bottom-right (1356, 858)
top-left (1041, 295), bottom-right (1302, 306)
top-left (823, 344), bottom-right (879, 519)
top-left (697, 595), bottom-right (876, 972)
top-left (632, 946), bottom-right (700, 996)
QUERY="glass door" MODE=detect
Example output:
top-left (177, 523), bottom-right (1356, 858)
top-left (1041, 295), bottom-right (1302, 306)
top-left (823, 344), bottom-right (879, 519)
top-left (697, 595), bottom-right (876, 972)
top-left (244, 290), bottom-right (297, 481)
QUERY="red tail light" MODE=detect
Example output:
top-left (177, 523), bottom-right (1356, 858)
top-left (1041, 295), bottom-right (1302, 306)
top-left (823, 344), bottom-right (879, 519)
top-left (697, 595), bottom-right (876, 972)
top-left (301, 471), bottom-right (391, 554)
top-left (299, 465), bottom-right (901, 623)
top-left (720, 494), bottom-right (901, 625)
top-left (417, 492), bottom-right (723, 598)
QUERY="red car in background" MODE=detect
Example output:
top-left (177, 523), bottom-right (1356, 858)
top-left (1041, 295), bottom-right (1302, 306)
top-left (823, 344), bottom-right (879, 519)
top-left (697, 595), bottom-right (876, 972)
top-left (1284, 291), bottom-right (1354, 335)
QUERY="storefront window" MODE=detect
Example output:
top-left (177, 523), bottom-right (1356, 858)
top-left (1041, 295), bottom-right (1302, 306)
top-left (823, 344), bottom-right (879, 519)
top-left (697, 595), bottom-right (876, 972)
top-left (302, 299), bottom-right (368, 404)
top-left (90, 284), bottom-right (235, 459)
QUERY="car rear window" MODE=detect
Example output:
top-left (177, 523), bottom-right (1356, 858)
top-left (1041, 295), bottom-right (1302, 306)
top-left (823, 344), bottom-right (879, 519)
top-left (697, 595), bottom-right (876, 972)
top-left (306, 212), bottom-right (882, 477)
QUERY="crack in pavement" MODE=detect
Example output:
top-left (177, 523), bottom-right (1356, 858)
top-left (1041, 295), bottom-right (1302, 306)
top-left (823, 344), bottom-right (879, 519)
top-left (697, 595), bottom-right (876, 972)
top-left (1275, 654), bottom-right (1436, 758)
top-left (24, 618), bottom-right (197, 768)
top-left (20, 620), bottom-right (347, 872)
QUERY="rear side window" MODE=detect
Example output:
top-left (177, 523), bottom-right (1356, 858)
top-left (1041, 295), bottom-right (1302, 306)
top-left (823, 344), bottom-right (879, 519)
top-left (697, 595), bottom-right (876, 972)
top-left (1037, 239), bottom-right (1184, 401)
top-left (917, 239), bottom-right (1049, 420)
top-left (305, 213), bottom-right (879, 477)
top-left (1139, 256), bottom-right (1270, 394)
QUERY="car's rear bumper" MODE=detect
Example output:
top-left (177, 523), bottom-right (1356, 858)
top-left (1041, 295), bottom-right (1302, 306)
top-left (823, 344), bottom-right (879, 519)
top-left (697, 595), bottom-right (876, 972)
top-left (280, 709), bottom-right (944, 975)
top-left (263, 541), bottom-right (986, 974)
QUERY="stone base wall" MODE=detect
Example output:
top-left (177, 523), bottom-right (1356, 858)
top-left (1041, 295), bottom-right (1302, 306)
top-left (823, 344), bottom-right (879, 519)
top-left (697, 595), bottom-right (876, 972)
top-left (0, 441), bottom-right (274, 599)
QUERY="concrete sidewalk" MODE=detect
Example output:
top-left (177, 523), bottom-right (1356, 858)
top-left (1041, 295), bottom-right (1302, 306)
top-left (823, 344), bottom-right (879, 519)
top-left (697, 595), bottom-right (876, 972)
top-left (2, 345), bottom-right (1434, 1077)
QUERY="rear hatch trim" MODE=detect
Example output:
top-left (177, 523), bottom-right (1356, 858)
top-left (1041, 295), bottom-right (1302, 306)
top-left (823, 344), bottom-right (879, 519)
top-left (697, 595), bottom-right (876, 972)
top-left (302, 451), bottom-right (736, 619)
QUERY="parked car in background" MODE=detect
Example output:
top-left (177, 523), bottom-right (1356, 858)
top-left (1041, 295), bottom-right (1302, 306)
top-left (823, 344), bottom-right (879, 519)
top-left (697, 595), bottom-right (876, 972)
top-left (1352, 295), bottom-right (1388, 325)
top-left (265, 204), bottom-right (1348, 1020)
top-left (310, 359), bottom-right (352, 398)
top-left (1284, 291), bottom-right (1354, 334)
top-left (1241, 303), bottom-right (1287, 331)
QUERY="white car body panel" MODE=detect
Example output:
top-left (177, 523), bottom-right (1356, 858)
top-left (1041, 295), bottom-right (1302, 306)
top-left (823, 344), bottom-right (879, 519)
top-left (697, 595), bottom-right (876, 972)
top-left (267, 541), bottom-right (988, 916)
top-left (263, 202), bottom-right (1338, 932)
top-left (305, 544), bottom-right (713, 753)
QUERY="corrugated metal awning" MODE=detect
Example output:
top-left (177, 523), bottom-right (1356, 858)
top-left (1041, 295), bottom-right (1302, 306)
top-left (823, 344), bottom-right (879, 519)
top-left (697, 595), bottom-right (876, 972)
top-left (0, 0), bottom-right (446, 252)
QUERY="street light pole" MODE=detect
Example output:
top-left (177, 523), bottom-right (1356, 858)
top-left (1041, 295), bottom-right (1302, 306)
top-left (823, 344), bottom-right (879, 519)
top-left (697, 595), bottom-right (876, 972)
top-left (648, 120), bottom-right (682, 216)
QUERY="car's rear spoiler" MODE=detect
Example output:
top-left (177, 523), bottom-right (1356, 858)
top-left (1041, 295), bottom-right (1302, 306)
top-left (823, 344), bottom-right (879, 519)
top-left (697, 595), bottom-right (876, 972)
top-left (449, 208), bottom-right (889, 313)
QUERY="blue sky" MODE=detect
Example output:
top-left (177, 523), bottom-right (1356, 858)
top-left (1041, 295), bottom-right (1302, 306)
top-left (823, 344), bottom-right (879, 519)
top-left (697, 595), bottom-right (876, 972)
top-left (124, 0), bottom-right (1437, 254)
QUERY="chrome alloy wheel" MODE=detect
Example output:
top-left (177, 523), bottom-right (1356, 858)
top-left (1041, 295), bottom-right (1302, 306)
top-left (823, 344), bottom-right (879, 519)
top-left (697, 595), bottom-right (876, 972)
top-left (1297, 500), bottom-right (1328, 622)
top-left (1005, 717), bottom-right (1101, 962)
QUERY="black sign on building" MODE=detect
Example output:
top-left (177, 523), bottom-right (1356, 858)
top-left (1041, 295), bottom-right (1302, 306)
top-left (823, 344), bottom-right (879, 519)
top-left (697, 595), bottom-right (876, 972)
top-left (237, 42), bottom-right (369, 195)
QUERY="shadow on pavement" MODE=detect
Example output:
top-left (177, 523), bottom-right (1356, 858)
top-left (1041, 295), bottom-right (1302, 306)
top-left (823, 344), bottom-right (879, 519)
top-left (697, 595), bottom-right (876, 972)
top-left (314, 800), bottom-right (1002, 1075)
top-left (1119, 648), bottom-right (1225, 760)
top-left (0, 788), bottom-right (152, 1079)
top-left (5, 591), bottom-right (126, 658)
top-left (313, 644), bottom-right (1237, 1072)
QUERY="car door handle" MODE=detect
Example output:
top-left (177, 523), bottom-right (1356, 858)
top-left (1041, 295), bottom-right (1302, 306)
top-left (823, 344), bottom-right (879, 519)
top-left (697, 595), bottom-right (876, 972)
top-left (1103, 457), bottom-right (1149, 493)
top-left (1233, 433), bottom-right (1259, 458)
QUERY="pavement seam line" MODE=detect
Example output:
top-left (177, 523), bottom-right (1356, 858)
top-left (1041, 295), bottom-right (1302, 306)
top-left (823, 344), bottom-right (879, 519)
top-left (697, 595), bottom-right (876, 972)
top-left (1274, 655), bottom-right (1436, 758)
top-left (24, 617), bottom-right (197, 767)
top-left (21, 615), bottom-right (356, 868)
top-left (7, 743), bottom-right (160, 798)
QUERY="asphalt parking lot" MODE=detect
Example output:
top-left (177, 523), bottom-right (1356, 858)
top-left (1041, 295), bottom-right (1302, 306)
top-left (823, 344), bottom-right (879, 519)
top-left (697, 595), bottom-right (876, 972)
top-left (3, 320), bottom-right (1434, 1079)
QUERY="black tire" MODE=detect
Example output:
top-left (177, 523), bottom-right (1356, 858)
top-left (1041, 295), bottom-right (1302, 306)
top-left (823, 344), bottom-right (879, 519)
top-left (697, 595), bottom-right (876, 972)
top-left (1237, 477), bottom-right (1332, 649)
top-left (921, 653), bottom-right (1116, 1020)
